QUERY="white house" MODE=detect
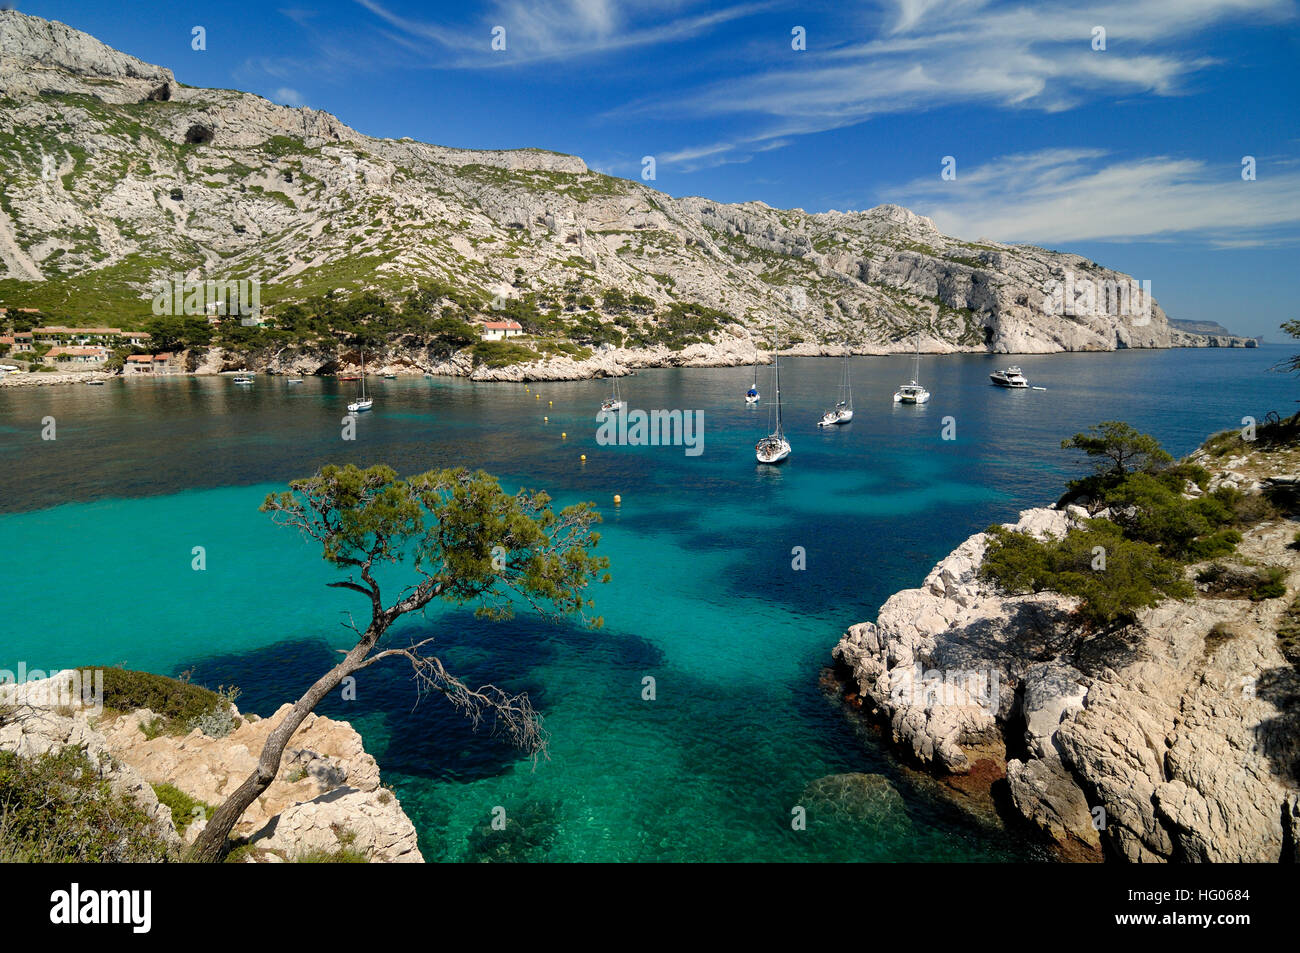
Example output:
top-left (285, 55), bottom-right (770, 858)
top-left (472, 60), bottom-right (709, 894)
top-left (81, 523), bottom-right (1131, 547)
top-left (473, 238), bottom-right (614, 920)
top-left (480, 320), bottom-right (524, 341)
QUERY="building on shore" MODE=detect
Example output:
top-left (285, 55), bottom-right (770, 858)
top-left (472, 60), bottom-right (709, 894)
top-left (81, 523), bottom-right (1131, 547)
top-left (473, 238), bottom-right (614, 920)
top-left (0, 332), bottom-right (34, 351)
top-left (123, 352), bottom-right (181, 376)
top-left (31, 326), bottom-right (151, 347)
top-left (46, 345), bottom-right (109, 365)
top-left (480, 320), bottom-right (524, 341)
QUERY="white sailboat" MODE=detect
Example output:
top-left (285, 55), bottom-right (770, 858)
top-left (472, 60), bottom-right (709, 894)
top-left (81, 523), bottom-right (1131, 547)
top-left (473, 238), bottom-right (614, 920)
top-left (745, 348), bottom-right (760, 404)
top-left (893, 328), bottom-right (930, 404)
top-left (348, 350), bottom-right (373, 413)
top-left (756, 328), bottom-right (791, 464)
top-left (600, 376), bottom-right (626, 415)
top-left (817, 350), bottom-right (854, 426)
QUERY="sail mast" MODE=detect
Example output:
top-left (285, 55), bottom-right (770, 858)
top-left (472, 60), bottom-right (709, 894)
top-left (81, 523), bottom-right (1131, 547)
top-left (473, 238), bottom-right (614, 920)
top-left (774, 327), bottom-right (783, 434)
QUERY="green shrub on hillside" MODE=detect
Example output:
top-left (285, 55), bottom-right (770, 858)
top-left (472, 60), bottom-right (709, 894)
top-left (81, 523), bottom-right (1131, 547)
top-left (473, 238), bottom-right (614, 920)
top-left (0, 748), bottom-right (173, 862)
top-left (468, 340), bottom-right (539, 368)
top-left (152, 783), bottom-right (213, 834)
top-left (85, 667), bottom-right (237, 738)
top-left (978, 422), bottom-right (1285, 630)
top-left (981, 521), bottom-right (1191, 627)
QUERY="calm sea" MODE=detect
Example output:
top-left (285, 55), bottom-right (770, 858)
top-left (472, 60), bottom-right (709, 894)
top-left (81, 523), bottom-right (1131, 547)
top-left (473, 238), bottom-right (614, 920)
top-left (0, 345), bottom-right (1291, 861)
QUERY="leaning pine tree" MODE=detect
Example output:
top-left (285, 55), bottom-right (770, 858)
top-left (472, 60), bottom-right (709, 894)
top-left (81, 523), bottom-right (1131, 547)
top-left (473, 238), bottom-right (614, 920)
top-left (187, 464), bottom-right (609, 863)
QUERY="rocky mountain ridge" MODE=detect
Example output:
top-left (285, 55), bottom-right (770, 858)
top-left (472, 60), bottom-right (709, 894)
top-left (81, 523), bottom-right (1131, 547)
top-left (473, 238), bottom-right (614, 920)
top-left (0, 10), bottom-right (1256, 367)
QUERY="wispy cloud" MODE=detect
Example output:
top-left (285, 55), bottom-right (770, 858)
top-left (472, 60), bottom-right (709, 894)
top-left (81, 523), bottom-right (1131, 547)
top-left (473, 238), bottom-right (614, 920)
top-left (884, 149), bottom-right (1300, 247)
top-left (632, 0), bottom-right (1294, 169)
top-left (353, 0), bottom-right (771, 69)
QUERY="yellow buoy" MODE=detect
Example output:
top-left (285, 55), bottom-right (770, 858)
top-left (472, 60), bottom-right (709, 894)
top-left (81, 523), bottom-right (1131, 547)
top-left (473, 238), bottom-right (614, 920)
top-left (548, 401), bottom-right (553, 407)
top-left (561, 432), bottom-right (567, 439)
top-left (580, 454), bottom-right (587, 462)
top-left (544, 416), bottom-right (549, 422)
top-left (613, 494), bottom-right (622, 505)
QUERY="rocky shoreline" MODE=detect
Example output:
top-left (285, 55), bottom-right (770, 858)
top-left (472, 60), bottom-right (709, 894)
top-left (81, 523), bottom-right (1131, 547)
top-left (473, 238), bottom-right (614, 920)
top-left (0, 674), bottom-right (422, 862)
top-left (0, 328), bottom-right (1258, 388)
top-left (831, 449), bottom-right (1300, 862)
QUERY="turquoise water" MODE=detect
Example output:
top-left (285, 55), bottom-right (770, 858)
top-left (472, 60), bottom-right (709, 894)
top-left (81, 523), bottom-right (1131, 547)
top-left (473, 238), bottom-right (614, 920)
top-left (1, 346), bottom-right (1291, 860)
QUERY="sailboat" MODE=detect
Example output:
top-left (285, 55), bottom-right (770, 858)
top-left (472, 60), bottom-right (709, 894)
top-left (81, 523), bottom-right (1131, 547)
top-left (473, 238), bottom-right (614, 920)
top-left (817, 350), bottom-right (854, 426)
top-left (756, 328), bottom-right (791, 464)
top-left (600, 376), bottom-right (626, 415)
top-left (893, 327), bottom-right (930, 404)
top-left (347, 350), bottom-right (373, 413)
top-left (745, 348), bottom-right (760, 404)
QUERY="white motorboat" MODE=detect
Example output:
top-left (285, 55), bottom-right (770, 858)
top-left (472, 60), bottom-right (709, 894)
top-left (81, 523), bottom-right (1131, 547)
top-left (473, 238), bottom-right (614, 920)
top-left (233, 375), bottom-right (254, 386)
top-left (990, 366), bottom-right (1029, 388)
top-left (893, 329), bottom-right (930, 404)
top-left (756, 326), bottom-right (791, 464)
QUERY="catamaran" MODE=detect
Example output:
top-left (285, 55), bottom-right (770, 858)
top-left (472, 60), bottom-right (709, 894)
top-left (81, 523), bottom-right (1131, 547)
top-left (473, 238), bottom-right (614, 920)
top-left (817, 350), bottom-right (854, 426)
top-left (348, 350), bottom-right (373, 413)
top-left (745, 349), bottom-right (760, 404)
top-left (600, 376), bottom-right (626, 415)
top-left (756, 329), bottom-right (791, 464)
top-left (990, 366), bottom-right (1029, 388)
top-left (893, 328), bottom-right (930, 404)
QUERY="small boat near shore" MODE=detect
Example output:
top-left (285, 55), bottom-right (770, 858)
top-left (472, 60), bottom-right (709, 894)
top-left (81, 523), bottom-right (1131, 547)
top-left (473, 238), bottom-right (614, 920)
top-left (818, 351), bottom-right (854, 426)
top-left (348, 350), bottom-right (373, 413)
top-left (756, 328), bottom-right (791, 464)
top-left (600, 377), bottom-right (626, 415)
top-left (990, 366), bottom-right (1029, 388)
top-left (893, 329), bottom-right (930, 405)
top-left (233, 375), bottom-right (253, 385)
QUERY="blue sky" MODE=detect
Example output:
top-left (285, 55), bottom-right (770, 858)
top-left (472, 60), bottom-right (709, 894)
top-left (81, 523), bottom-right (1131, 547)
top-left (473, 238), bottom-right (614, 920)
top-left (21, 0), bottom-right (1300, 337)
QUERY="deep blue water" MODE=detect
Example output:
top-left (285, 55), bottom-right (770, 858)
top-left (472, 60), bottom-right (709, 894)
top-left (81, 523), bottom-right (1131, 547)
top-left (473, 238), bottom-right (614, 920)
top-left (0, 345), bottom-right (1291, 860)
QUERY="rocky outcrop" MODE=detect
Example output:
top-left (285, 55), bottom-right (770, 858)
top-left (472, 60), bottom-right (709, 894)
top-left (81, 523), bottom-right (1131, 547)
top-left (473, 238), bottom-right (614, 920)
top-left (0, 676), bottom-right (422, 862)
top-left (0, 11), bottom-right (1256, 360)
top-left (0, 682), bottom-right (180, 850)
top-left (833, 479), bottom-right (1299, 862)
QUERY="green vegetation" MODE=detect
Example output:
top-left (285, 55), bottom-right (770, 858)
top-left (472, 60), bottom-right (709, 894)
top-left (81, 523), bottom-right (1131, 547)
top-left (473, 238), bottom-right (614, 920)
top-left (981, 422), bottom-right (1284, 629)
top-left (86, 667), bottom-right (238, 738)
top-left (152, 783), bottom-right (213, 835)
top-left (468, 339), bottom-right (540, 367)
top-left (0, 747), bottom-right (173, 862)
top-left (1278, 595), bottom-right (1300, 666)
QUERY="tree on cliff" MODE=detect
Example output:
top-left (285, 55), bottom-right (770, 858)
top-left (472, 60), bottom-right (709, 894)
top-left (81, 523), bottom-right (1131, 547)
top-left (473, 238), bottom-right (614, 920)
top-left (1061, 421), bottom-right (1172, 482)
top-left (187, 464), bottom-right (609, 862)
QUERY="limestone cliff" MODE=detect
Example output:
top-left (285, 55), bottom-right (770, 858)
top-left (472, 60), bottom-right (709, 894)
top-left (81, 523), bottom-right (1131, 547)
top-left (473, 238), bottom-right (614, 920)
top-left (0, 10), bottom-right (1255, 366)
top-left (833, 443), bottom-right (1300, 862)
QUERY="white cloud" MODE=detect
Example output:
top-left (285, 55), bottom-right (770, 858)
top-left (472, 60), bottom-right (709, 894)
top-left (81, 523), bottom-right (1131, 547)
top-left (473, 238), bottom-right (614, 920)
top-left (635, 0), bottom-right (1293, 167)
top-left (884, 149), bottom-right (1300, 246)
top-left (273, 87), bottom-right (306, 107)
top-left (353, 0), bottom-right (770, 68)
